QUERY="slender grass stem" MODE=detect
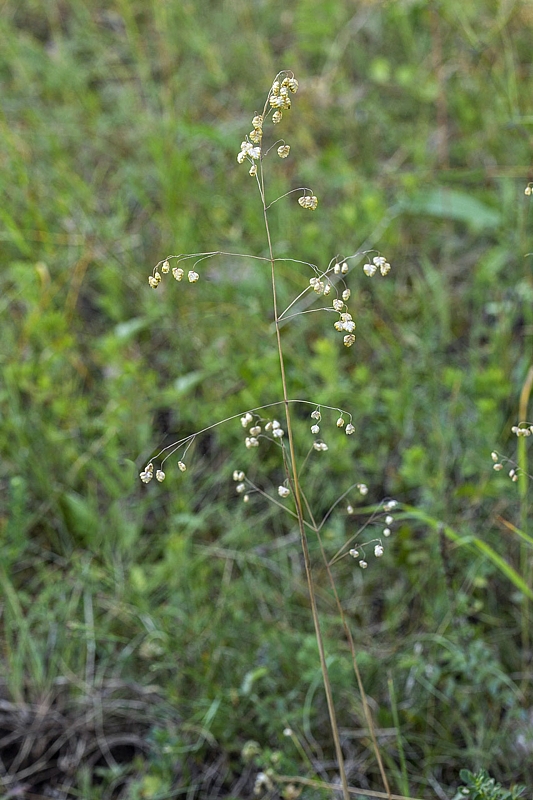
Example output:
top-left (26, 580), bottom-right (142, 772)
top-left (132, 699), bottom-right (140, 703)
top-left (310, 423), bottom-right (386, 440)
top-left (301, 494), bottom-right (392, 799)
top-left (259, 158), bottom-right (351, 800)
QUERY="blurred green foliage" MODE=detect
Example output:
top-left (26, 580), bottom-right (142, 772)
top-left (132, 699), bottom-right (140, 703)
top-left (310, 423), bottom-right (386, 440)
top-left (1, 0), bottom-right (533, 797)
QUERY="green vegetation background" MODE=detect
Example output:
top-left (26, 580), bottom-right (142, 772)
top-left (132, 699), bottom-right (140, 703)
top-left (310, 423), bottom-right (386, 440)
top-left (1, 0), bottom-right (532, 797)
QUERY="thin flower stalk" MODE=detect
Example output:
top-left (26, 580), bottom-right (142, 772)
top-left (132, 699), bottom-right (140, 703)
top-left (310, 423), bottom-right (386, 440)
top-left (140, 72), bottom-right (395, 798)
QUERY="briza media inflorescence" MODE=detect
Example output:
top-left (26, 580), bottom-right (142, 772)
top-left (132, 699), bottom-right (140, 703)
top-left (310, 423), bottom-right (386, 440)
top-left (138, 72), bottom-right (397, 800)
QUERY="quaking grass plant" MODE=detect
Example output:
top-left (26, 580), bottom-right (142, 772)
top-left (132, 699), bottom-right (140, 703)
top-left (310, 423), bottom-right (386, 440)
top-left (139, 73), bottom-right (397, 800)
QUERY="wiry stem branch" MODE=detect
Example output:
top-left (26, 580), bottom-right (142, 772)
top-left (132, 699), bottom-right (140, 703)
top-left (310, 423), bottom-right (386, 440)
top-left (259, 158), bottom-right (351, 800)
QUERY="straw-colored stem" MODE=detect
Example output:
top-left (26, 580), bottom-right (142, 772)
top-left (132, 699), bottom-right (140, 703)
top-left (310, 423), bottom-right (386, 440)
top-left (301, 494), bottom-right (392, 799)
top-left (259, 163), bottom-right (351, 800)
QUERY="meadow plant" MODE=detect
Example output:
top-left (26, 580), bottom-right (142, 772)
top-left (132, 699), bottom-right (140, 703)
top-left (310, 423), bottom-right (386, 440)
top-left (139, 72), bottom-right (397, 799)
top-left (454, 769), bottom-right (525, 800)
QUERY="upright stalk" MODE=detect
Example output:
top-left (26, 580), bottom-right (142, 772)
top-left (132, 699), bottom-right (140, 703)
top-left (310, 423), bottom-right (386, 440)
top-left (259, 166), bottom-right (351, 800)
top-left (301, 494), bottom-right (392, 799)
top-left (518, 366), bottom-right (533, 679)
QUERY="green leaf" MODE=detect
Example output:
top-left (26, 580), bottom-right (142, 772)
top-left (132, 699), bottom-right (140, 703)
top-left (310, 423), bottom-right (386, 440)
top-left (400, 188), bottom-right (501, 231)
top-left (402, 507), bottom-right (533, 601)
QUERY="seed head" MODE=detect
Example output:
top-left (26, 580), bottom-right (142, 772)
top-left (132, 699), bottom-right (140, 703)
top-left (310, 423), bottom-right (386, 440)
top-left (345, 423), bottom-right (355, 435)
top-left (172, 267), bottom-right (184, 281)
top-left (359, 560), bottom-right (368, 569)
top-left (277, 145), bottom-right (290, 158)
top-left (298, 195), bottom-right (318, 210)
top-left (272, 110), bottom-right (283, 124)
top-left (372, 255), bottom-right (392, 276)
top-left (357, 483), bottom-right (368, 495)
top-left (188, 270), bottom-right (199, 283)
top-left (336, 417), bottom-right (345, 427)
top-left (311, 424), bottom-right (320, 434)
top-left (233, 470), bottom-right (245, 481)
top-left (140, 464), bottom-right (154, 483)
top-left (148, 276), bottom-right (159, 288)
top-left (363, 256), bottom-right (390, 277)
top-left (178, 461), bottom-right (187, 472)
top-left (161, 260), bottom-right (170, 273)
top-left (374, 544), bottom-right (384, 557)
top-left (266, 419), bottom-right (281, 431)
top-left (344, 334), bottom-right (356, 347)
top-left (349, 548), bottom-right (359, 558)
top-left (156, 469), bottom-right (166, 482)
top-left (278, 486), bottom-right (290, 498)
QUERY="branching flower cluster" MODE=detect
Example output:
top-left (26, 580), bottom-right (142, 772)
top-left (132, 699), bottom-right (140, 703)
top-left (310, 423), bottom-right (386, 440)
top-left (237, 73), bottom-right (298, 178)
top-left (491, 421), bottom-right (533, 483)
top-left (147, 255), bottom-right (203, 289)
top-left (229, 402), bottom-right (396, 570)
top-left (338, 499), bottom-right (398, 570)
top-left (287, 254), bottom-right (392, 348)
top-left (139, 73), bottom-right (397, 581)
